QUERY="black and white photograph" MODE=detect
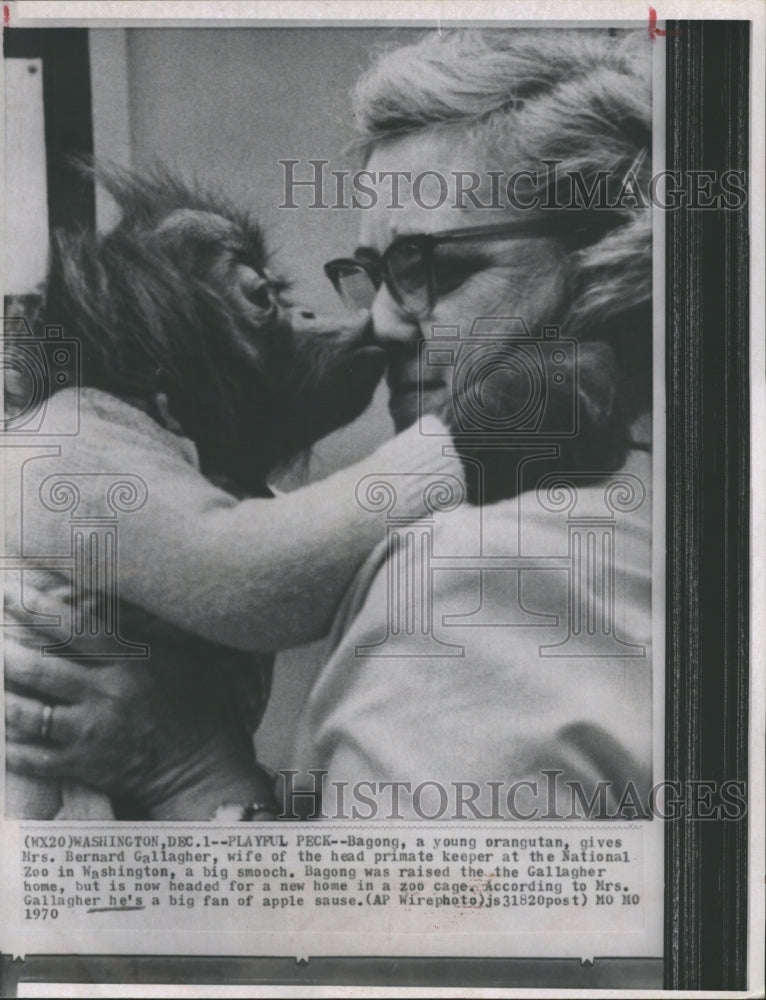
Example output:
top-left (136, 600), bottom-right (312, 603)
top-left (0, 1), bottom-right (762, 996)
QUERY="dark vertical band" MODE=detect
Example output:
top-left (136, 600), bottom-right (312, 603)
top-left (664, 19), bottom-right (750, 992)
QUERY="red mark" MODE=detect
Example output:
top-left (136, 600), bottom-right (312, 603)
top-left (3, 5), bottom-right (10, 27)
top-left (648, 6), bottom-right (682, 41)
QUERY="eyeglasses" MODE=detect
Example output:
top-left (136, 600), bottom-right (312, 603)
top-left (324, 215), bottom-right (622, 319)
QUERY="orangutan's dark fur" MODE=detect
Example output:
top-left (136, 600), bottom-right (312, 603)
top-left (15, 163), bottom-right (386, 495)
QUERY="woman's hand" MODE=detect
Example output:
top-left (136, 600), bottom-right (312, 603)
top-left (5, 623), bottom-right (276, 820)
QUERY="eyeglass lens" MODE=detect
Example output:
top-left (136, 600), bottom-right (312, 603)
top-left (385, 240), bottom-right (430, 315)
top-left (331, 242), bottom-right (432, 316)
top-left (333, 263), bottom-right (379, 311)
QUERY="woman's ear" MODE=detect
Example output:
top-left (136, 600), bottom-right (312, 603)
top-left (562, 339), bottom-right (628, 475)
top-left (575, 340), bottom-right (619, 428)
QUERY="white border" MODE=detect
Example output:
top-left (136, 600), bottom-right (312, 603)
top-left (5, 0), bottom-right (765, 25)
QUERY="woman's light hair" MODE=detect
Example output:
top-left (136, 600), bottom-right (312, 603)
top-left (352, 29), bottom-right (653, 422)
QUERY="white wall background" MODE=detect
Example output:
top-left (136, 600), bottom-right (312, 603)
top-left (5, 58), bottom-right (49, 294)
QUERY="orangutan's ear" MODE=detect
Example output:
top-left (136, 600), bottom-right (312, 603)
top-left (151, 392), bottom-right (185, 435)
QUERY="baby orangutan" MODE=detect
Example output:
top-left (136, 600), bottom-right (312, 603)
top-left (4, 164), bottom-right (462, 819)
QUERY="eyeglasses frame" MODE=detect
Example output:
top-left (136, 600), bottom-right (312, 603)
top-left (324, 213), bottom-right (624, 318)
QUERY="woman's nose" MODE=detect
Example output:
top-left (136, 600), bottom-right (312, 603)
top-left (370, 286), bottom-right (421, 347)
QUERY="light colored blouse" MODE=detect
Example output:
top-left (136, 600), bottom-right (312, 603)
top-left (295, 448), bottom-right (653, 820)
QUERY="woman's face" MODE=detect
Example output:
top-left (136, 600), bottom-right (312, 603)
top-left (359, 133), bottom-right (571, 431)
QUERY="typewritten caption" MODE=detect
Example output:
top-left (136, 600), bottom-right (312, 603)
top-left (7, 824), bottom-right (655, 958)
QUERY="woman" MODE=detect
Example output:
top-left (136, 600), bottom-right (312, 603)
top-left (6, 28), bottom-right (653, 820)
